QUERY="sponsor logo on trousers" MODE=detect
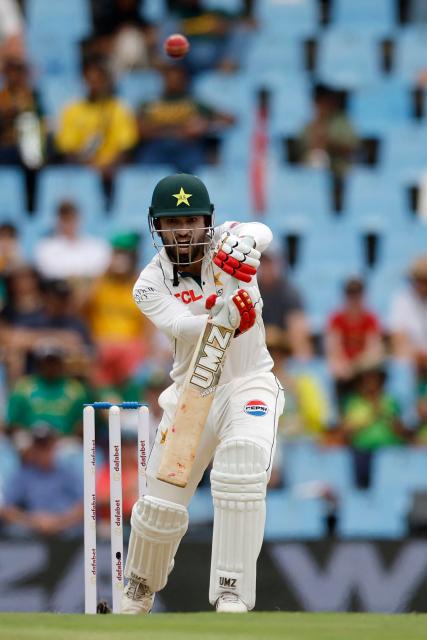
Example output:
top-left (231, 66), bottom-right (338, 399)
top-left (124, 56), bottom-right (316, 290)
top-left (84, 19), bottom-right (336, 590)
top-left (219, 577), bottom-right (237, 589)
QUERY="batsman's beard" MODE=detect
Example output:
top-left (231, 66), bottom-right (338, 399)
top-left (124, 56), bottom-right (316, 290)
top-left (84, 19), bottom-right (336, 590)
top-left (166, 240), bottom-right (205, 266)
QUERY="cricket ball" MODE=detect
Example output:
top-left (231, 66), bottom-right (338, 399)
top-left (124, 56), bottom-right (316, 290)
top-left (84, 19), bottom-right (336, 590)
top-left (164, 33), bottom-right (190, 59)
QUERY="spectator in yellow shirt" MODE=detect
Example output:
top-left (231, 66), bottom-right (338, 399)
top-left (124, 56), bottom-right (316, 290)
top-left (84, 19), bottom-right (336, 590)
top-left (55, 56), bottom-right (137, 180)
top-left (85, 232), bottom-right (152, 385)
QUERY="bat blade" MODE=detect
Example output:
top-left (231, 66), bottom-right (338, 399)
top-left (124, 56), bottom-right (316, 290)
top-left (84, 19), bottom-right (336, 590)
top-left (156, 317), bottom-right (234, 487)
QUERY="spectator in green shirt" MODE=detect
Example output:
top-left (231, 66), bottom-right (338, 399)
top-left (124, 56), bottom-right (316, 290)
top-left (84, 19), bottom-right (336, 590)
top-left (341, 361), bottom-right (411, 487)
top-left (297, 84), bottom-right (359, 177)
top-left (7, 341), bottom-right (89, 438)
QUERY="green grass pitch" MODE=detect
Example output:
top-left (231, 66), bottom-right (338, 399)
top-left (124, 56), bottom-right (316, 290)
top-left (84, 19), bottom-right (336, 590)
top-left (0, 612), bottom-right (426, 640)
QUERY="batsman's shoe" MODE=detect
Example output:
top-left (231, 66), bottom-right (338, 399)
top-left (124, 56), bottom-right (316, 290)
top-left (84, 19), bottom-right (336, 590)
top-left (216, 593), bottom-right (248, 613)
top-left (121, 579), bottom-right (155, 614)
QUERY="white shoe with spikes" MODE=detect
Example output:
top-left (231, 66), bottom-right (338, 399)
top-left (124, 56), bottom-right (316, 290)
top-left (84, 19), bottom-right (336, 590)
top-left (216, 592), bottom-right (248, 613)
top-left (121, 578), bottom-right (155, 614)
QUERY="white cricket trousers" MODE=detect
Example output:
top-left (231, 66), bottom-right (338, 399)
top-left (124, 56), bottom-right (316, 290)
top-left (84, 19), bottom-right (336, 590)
top-left (145, 370), bottom-right (285, 508)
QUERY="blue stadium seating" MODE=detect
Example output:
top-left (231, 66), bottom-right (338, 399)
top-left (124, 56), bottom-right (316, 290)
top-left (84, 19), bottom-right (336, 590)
top-left (117, 70), bottom-right (163, 109)
top-left (203, 0), bottom-right (244, 11)
top-left (317, 29), bottom-right (381, 89)
top-left (297, 224), bottom-right (364, 272)
top-left (26, 0), bottom-right (91, 39)
top-left (218, 122), bottom-right (252, 168)
top-left (197, 166), bottom-right (253, 222)
top-left (142, 0), bottom-right (167, 22)
top-left (332, 0), bottom-right (395, 37)
top-left (269, 75), bottom-right (312, 136)
top-left (284, 442), bottom-right (354, 496)
top-left (372, 447), bottom-right (427, 498)
top-left (0, 437), bottom-right (20, 494)
top-left (380, 125), bottom-right (427, 174)
top-left (244, 35), bottom-right (306, 76)
top-left (349, 80), bottom-right (413, 136)
top-left (292, 265), bottom-right (351, 331)
top-left (27, 33), bottom-right (81, 79)
top-left (385, 359), bottom-right (418, 426)
top-left (265, 489), bottom-right (326, 540)
top-left (394, 26), bottom-right (427, 84)
top-left (35, 167), bottom-right (106, 222)
top-left (266, 167), bottom-right (331, 220)
top-left (337, 489), bottom-right (408, 539)
top-left (0, 168), bottom-right (27, 222)
top-left (38, 76), bottom-right (84, 119)
top-left (342, 168), bottom-right (408, 230)
top-left (256, 0), bottom-right (319, 38)
top-left (188, 487), bottom-right (213, 525)
top-left (377, 225), bottom-right (427, 272)
top-left (112, 166), bottom-right (174, 226)
top-left (366, 266), bottom-right (405, 321)
top-left (193, 71), bottom-right (254, 123)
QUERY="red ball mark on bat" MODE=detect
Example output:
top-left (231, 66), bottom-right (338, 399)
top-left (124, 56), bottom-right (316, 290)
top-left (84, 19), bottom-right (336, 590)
top-left (172, 427), bottom-right (176, 433)
top-left (181, 404), bottom-right (187, 412)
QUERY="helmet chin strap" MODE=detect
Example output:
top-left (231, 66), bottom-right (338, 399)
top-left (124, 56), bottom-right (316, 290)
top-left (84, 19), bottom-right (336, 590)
top-left (172, 265), bottom-right (179, 287)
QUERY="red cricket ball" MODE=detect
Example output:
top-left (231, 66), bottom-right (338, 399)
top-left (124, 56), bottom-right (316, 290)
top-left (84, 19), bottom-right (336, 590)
top-left (164, 33), bottom-right (190, 59)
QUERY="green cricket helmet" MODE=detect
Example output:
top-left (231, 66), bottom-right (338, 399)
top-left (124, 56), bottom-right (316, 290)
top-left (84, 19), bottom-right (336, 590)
top-left (148, 173), bottom-right (215, 268)
top-left (149, 173), bottom-right (214, 218)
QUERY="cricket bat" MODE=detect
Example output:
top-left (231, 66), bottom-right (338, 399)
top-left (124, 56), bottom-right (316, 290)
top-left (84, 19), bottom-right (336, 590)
top-left (157, 275), bottom-right (239, 487)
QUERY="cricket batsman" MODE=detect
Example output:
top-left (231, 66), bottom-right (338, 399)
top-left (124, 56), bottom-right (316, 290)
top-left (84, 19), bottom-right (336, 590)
top-left (122, 173), bottom-right (285, 613)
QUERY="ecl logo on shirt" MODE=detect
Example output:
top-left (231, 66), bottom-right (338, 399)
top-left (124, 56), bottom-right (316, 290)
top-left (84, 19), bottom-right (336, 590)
top-left (175, 290), bottom-right (203, 304)
top-left (244, 400), bottom-right (268, 417)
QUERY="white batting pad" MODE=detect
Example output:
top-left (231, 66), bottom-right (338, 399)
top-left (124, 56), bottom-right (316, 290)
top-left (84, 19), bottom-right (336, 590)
top-left (125, 495), bottom-right (188, 592)
top-left (209, 439), bottom-right (268, 610)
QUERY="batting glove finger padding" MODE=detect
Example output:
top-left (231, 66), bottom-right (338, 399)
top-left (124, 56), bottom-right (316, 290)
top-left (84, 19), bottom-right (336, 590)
top-left (205, 288), bottom-right (258, 335)
top-left (232, 289), bottom-right (256, 335)
top-left (213, 233), bottom-right (261, 283)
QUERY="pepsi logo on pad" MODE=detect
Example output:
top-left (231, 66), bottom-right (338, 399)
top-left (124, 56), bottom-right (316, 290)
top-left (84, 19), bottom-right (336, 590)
top-left (244, 399), bottom-right (268, 417)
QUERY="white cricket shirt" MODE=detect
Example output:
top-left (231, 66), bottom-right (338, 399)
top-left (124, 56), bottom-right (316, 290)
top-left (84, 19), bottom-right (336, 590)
top-left (133, 221), bottom-right (274, 386)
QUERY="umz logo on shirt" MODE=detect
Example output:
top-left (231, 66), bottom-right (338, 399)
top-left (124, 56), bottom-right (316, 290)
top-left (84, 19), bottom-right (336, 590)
top-left (190, 324), bottom-right (233, 391)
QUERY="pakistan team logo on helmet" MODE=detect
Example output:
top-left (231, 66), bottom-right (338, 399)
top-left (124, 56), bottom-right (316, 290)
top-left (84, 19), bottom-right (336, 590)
top-left (148, 173), bottom-right (215, 267)
top-left (149, 173), bottom-right (214, 218)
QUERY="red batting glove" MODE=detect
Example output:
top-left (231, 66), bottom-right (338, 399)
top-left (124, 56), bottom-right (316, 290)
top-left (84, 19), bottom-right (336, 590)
top-left (212, 233), bottom-right (260, 284)
top-left (205, 294), bottom-right (217, 310)
top-left (213, 250), bottom-right (256, 283)
top-left (232, 289), bottom-right (256, 335)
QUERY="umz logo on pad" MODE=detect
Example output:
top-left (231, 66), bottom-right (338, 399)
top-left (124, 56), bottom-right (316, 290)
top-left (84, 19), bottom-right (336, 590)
top-left (244, 400), bottom-right (268, 417)
top-left (219, 577), bottom-right (237, 589)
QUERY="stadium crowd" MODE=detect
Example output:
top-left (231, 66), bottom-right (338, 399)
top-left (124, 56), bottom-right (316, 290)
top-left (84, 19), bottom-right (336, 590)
top-left (1, 0), bottom-right (427, 540)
